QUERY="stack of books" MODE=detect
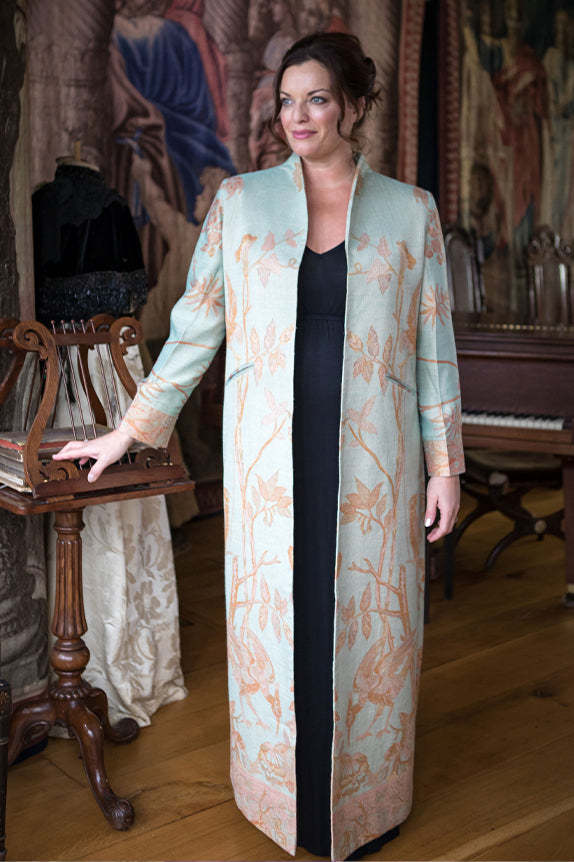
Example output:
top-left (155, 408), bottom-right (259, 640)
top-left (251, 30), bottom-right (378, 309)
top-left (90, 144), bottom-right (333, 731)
top-left (0, 426), bottom-right (110, 492)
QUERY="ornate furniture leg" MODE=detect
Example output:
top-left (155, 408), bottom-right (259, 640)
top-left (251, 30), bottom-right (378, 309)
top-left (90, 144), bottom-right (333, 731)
top-left (8, 509), bottom-right (139, 829)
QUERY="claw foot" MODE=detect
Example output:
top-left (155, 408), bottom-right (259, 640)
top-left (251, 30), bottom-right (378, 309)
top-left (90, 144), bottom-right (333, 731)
top-left (110, 717), bottom-right (139, 745)
top-left (104, 796), bottom-right (135, 831)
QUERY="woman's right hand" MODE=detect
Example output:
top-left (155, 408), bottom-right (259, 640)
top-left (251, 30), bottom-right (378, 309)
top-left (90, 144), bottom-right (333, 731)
top-left (53, 428), bottom-right (134, 483)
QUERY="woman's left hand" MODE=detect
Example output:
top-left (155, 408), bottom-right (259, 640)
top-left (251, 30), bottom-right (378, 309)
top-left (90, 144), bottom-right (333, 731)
top-left (424, 475), bottom-right (461, 542)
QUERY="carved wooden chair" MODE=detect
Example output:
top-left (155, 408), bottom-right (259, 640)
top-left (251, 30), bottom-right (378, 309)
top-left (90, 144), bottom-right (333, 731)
top-left (441, 225), bottom-right (565, 597)
top-left (444, 224), bottom-right (487, 313)
top-left (526, 225), bottom-right (573, 325)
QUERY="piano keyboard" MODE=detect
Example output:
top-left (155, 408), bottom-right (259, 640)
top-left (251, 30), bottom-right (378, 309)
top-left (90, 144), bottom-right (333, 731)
top-left (462, 411), bottom-right (566, 431)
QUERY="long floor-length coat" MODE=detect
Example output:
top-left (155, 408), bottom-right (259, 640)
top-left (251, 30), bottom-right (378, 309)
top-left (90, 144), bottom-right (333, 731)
top-left (120, 153), bottom-right (464, 860)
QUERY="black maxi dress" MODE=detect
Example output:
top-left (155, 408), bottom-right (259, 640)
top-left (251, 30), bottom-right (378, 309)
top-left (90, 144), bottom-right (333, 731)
top-left (293, 242), bottom-right (345, 857)
top-left (293, 243), bottom-right (399, 860)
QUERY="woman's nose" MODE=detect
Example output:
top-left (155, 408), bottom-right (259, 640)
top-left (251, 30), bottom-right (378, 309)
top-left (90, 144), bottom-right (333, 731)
top-left (292, 100), bottom-right (309, 122)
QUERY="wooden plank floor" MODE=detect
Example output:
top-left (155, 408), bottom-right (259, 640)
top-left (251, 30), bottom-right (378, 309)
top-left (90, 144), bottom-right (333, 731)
top-left (6, 489), bottom-right (574, 861)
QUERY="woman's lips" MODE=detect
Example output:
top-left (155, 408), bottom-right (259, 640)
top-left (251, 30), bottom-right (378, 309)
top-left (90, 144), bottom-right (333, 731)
top-left (291, 130), bottom-right (316, 139)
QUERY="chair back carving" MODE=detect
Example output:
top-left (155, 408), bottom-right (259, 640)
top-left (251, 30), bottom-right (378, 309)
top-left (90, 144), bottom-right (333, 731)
top-left (526, 226), bottom-right (573, 325)
top-left (443, 224), bottom-right (486, 313)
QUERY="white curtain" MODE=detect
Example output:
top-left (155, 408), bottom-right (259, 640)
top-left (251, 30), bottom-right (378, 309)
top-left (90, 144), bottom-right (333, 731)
top-left (47, 343), bottom-right (187, 728)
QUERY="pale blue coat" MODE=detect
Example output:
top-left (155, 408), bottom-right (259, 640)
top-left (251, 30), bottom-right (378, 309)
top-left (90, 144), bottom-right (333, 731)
top-left (121, 153), bottom-right (463, 859)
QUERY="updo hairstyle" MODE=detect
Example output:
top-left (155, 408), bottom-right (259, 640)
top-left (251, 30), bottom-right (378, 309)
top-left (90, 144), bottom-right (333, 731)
top-left (270, 32), bottom-right (380, 150)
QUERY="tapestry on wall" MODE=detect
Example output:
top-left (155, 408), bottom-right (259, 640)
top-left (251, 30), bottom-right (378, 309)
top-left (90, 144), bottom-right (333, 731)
top-left (455, 0), bottom-right (574, 315)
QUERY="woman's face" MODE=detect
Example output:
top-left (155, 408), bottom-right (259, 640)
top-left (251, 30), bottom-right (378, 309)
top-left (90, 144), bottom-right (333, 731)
top-left (279, 60), bottom-right (356, 164)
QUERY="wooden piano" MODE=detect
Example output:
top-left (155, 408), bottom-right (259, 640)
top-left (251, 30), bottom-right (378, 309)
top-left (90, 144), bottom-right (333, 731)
top-left (454, 314), bottom-right (574, 601)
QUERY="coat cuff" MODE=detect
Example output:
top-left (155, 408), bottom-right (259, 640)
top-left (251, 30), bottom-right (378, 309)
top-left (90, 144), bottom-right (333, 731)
top-left (119, 396), bottom-right (176, 449)
top-left (423, 439), bottom-right (465, 477)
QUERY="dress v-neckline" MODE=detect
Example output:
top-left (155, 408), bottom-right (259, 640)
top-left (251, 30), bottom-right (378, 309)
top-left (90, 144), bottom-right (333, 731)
top-left (305, 241), bottom-right (345, 257)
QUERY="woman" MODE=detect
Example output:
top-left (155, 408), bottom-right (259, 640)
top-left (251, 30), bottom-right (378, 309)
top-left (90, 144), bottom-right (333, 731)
top-left (55, 33), bottom-right (463, 861)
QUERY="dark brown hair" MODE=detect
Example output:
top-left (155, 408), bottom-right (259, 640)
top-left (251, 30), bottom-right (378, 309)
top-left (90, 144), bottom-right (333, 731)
top-left (269, 32), bottom-right (380, 150)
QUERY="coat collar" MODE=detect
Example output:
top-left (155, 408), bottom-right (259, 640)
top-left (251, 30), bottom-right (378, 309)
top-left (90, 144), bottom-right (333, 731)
top-left (281, 150), bottom-right (372, 193)
top-left (280, 151), bottom-right (373, 247)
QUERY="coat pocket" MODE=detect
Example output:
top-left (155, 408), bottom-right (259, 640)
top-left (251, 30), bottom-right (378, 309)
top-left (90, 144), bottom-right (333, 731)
top-left (225, 362), bottom-right (255, 386)
top-left (385, 372), bottom-right (416, 395)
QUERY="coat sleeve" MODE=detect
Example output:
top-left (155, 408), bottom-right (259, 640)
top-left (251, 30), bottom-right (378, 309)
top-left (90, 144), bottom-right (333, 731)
top-left (119, 184), bottom-right (227, 448)
top-left (415, 196), bottom-right (465, 477)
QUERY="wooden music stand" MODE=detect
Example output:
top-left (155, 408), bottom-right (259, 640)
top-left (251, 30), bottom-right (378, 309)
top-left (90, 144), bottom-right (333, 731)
top-left (0, 316), bottom-right (194, 830)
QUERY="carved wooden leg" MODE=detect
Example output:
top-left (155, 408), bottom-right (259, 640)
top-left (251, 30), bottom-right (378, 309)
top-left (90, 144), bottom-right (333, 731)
top-left (8, 698), bottom-right (55, 765)
top-left (50, 508), bottom-right (137, 827)
top-left (8, 508), bottom-right (138, 828)
top-left (86, 686), bottom-right (139, 744)
top-left (64, 701), bottom-right (134, 830)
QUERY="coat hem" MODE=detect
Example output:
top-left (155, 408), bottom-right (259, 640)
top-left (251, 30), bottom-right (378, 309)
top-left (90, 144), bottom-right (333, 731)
top-left (231, 760), bottom-right (297, 855)
top-left (332, 772), bottom-right (413, 860)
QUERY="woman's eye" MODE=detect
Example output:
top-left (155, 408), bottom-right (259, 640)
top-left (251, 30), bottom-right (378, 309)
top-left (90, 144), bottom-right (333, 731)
top-left (280, 97), bottom-right (292, 106)
top-left (311, 96), bottom-right (327, 104)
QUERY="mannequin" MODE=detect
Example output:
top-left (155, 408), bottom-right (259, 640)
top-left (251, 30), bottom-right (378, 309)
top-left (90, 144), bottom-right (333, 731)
top-left (32, 149), bottom-right (147, 324)
top-left (55, 140), bottom-right (101, 172)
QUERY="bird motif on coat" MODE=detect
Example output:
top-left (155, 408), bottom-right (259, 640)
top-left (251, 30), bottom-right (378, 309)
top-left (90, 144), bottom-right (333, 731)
top-left (346, 628), bottom-right (417, 743)
top-left (228, 626), bottom-right (282, 731)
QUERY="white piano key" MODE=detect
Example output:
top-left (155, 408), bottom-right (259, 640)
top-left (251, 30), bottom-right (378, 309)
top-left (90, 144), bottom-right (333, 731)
top-left (461, 411), bottom-right (565, 431)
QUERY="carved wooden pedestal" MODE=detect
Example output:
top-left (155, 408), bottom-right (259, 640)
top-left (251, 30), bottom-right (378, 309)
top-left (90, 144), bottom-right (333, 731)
top-left (8, 509), bottom-right (138, 828)
top-left (0, 475), bottom-right (193, 830)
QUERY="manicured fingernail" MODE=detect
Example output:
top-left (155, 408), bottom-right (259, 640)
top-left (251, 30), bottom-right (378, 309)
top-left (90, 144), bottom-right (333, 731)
top-left (425, 518), bottom-right (432, 527)
top-left (88, 473), bottom-right (95, 483)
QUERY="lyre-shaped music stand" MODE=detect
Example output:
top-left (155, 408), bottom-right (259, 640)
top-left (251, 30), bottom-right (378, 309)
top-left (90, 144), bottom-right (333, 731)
top-left (0, 316), bottom-right (193, 829)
